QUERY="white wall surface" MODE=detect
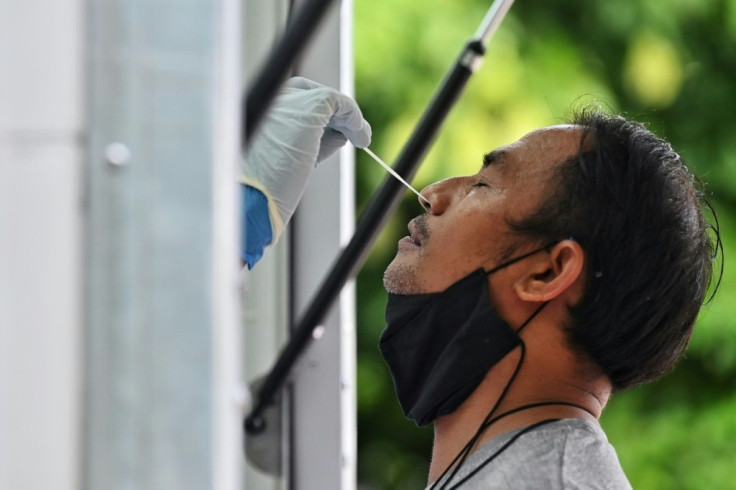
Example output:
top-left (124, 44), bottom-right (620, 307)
top-left (0, 1), bottom-right (84, 489)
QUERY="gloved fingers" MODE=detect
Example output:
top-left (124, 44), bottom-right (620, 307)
top-left (282, 76), bottom-right (325, 91)
top-left (283, 76), bottom-right (372, 149)
top-left (325, 91), bottom-right (372, 149)
top-left (316, 128), bottom-right (348, 164)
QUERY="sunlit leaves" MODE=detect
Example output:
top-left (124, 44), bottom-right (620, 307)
top-left (623, 31), bottom-right (684, 107)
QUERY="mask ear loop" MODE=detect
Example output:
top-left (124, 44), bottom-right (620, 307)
top-left (431, 303), bottom-right (548, 490)
top-left (484, 242), bottom-right (558, 276)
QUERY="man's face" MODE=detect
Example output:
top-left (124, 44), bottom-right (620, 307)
top-left (383, 125), bottom-right (585, 294)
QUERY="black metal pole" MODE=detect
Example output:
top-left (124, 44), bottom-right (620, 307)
top-left (242, 0), bottom-right (336, 149)
top-left (245, 38), bottom-right (488, 434)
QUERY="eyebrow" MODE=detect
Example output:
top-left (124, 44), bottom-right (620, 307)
top-left (482, 149), bottom-right (507, 168)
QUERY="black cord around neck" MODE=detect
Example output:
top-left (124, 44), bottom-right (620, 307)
top-left (433, 395), bottom-right (595, 490)
top-left (430, 299), bottom-right (596, 490)
top-left (431, 303), bottom-right (547, 490)
top-left (429, 342), bottom-right (529, 490)
top-left (444, 418), bottom-right (560, 489)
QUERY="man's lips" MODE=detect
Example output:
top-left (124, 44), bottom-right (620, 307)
top-left (407, 220), bottom-right (423, 246)
top-left (399, 236), bottom-right (420, 249)
top-left (398, 217), bottom-right (426, 250)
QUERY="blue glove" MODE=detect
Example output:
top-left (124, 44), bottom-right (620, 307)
top-left (241, 184), bottom-right (272, 268)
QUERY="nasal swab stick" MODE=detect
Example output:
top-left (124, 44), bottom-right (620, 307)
top-left (362, 147), bottom-right (429, 206)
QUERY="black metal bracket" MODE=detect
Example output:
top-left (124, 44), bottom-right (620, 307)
top-left (243, 0), bottom-right (517, 436)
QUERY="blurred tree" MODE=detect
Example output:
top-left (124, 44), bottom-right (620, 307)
top-left (354, 0), bottom-right (736, 488)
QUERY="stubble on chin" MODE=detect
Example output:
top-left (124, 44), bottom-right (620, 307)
top-left (383, 262), bottom-right (424, 295)
top-left (384, 214), bottom-right (431, 294)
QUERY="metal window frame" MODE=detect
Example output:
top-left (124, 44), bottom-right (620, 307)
top-left (290, 1), bottom-right (357, 486)
top-left (242, 0), bottom-right (356, 488)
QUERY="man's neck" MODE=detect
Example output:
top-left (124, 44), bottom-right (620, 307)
top-left (428, 347), bottom-right (610, 485)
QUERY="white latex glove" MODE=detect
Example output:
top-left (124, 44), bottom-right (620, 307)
top-left (241, 77), bottom-right (372, 243)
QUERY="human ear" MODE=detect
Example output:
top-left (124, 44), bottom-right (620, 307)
top-left (513, 239), bottom-right (585, 303)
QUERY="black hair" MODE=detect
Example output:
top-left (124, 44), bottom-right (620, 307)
top-left (508, 109), bottom-right (723, 391)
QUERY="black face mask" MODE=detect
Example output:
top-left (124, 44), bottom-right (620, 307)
top-left (379, 245), bottom-right (551, 427)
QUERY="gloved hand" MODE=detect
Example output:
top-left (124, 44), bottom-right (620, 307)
top-left (241, 77), bottom-right (372, 244)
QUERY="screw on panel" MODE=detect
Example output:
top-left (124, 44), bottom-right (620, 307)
top-left (312, 325), bottom-right (325, 340)
top-left (104, 143), bottom-right (131, 167)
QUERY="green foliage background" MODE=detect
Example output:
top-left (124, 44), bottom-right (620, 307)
top-left (353, 0), bottom-right (736, 488)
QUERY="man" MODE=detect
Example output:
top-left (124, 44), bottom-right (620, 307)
top-left (244, 79), bottom-right (720, 487)
top-left (378, 111), bottom-right (720, 488)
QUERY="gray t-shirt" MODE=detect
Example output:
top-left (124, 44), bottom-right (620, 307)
top-left (427, 418), bottom-right (632, 489)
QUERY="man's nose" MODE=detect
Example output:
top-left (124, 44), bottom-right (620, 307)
top-left (419, 178), bottom-right (457, 214)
